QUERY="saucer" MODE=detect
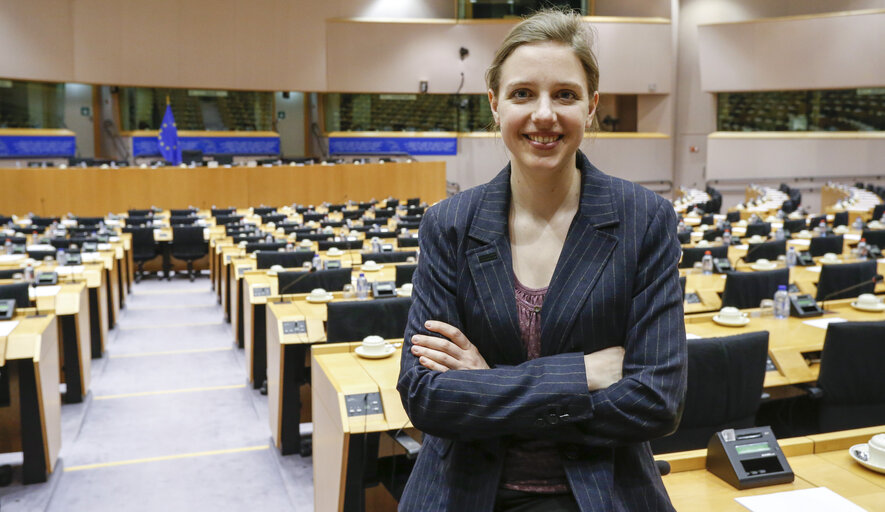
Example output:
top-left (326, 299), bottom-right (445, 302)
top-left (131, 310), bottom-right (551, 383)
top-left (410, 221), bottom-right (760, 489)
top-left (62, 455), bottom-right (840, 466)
top-left (819, 258), bottom-right (842, 264)
top-left (850, 301), bottom-right (885, 312)
top-left (849, 444), bottom-right (885, 474)
top-left (795, 232), bottom-right (813, 239)
top-left (361, 264), bottom-right (384, 272)
top-left (355, 344), bottom-right (395, 359)
top-left (750, 263), bottom-right (778, 271)
top-left (712, 315), bottom-right (750, 327)
top-left (397, 289), bottom-right (412, 297)
top-left (306, 294), bottom-right (334, 304)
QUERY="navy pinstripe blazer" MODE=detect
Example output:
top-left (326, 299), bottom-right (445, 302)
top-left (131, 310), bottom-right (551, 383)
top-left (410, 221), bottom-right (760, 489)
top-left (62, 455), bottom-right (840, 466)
top-left (397, 153), bottom-right (686, 512)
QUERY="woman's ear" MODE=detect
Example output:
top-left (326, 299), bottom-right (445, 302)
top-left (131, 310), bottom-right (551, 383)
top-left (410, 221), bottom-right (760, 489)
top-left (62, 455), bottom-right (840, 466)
top-left (586, 91), bottom-right (600, 127)
top-left (488, 89), bottom-right (499, 125)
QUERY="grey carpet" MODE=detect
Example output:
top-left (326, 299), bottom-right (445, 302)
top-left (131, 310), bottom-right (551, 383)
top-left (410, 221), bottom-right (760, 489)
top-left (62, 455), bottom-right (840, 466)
top-left (0, 275), bottom-right (312, 511)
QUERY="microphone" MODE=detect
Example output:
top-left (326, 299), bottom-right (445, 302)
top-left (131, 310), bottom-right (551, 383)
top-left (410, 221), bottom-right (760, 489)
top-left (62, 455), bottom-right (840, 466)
top-left (819, 274), bottom-right (883, 312)
top-left (731, 239), bottom-right (771, 271)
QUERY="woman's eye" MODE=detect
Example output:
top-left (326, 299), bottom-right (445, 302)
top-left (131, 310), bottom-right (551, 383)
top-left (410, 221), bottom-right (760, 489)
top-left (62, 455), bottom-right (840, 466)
top-left (511, 89), bottom-right (530, 99)
top-left (558, 91), bottom-right (577, 101)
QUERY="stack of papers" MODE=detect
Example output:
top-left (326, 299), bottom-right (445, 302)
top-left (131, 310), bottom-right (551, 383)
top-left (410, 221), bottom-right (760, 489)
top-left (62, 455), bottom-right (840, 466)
top-left (0, 320), bottom-right (19, 337)
top-left (802, 317), bottom-right (847, 330)
top-left (735, 487), bottom-right (866, 511)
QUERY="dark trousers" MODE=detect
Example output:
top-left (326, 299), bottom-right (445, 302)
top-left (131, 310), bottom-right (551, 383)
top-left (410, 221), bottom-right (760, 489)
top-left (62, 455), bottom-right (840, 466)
top-left (494, 488), bottom-right (580, 512)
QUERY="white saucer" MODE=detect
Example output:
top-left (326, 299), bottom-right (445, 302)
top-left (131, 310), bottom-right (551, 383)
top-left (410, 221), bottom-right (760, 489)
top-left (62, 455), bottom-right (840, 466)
top-left (750, 263), bottom-right (778, 271)
top-left (361, 264), bottom-right (384, 272)
top-left (355, 344), bottom-right (395, 359)
top-left (306, 294), bottom-right (334, 304)
top-left (849, 444), bottom-right (885, 474)
top-left (396, 290), bottom-right (412, 297)
top-left (795, 232), bottom-right (813, 239)
top-left (850, 302), bottom-right (885, 312)
top-left (819, 259), bottom-right (842, 265)
top-left (712, 315), bottom-right (750, 327)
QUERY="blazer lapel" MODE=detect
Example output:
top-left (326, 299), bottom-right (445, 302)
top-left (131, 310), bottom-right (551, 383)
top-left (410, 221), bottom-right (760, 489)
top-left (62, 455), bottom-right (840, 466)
top-left (466, 165), bottom-right (525, 364)
top-left (540, 154), bottom-right (620, 357)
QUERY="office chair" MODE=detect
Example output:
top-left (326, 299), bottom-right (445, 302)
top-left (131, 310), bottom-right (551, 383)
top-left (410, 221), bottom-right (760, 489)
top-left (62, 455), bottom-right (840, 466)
top-left (808, 235), bottom-right (844, 257)
top-left (679, 245), bottom-right (728, 269)
top-left (49, 238), bottom-right (71, 249)
top-left (396, 221), bottom-right (421, 231)
top-left (815, 320), bottom-right (885, 432)
top-left (317, 240), bottom-right (363, 251)
top-left (342, 210), bottom-right (364, 220)
top-left (400, 214), bottom-right (423, 223)
top-left (320, 220), bottom-right (345, 228)
top-left (651, 331), bottom-right (769, 454)
top-left (365, 231), bottom-right (398, 240)
top-left (170, 208), bottom-right (198, 217)
top-left (702, 229), bottom-right (724, 242)
top-left (170, 226), bottom-right (207, 281)
top-left (123, 227), bottom-right (158, 282)
top-left (211, 208), bottom-right (236, 217)
top-left (301, 212), bottom-right (325, 223)
top-left (253, 207), bottom-right (279, 218)
top-left (276, 268), bottom-right (352, 295)
top-left (76, 217), bottom-right (103, 226)
top-left (127, 209), bottom-right (151, 217)
top-left (700, 215), bottom-right (715, 226)
top-left (297, 233), bottom-right (334, 242)
top-left (832, 211), bottom-right (849, 227)
top-left (873, 203), bottom-right (885, 221)
top-left (395, 264), bottom-right (418, 287)
top-left (744, 240), bottom-right (786, 263)
top-left (170, 216), bottom-right (197, 226)
top-left (815, 260), bottom-right (877, 301)
top-left (396, 236), bottom-right (419, 248)
top-left (406, 198), bottom-right (421, 207)
top-left (255, 251), bottom-right (314, 270)
top-left (214, 214), bottom-right (243, 226)
top-left (861, 229), bottom-right (885, 249)
top-left (677, 232), bottom-right (692, 244)
top-left (27, 249), bottom-right (56, 262)
top-left (807, 215), bottom-right (827, 229)
top-left (782, 218), bottom-right (807, 234)
top-left (0, 215), bottom-right (13, 226)
top-left (245, 242), bottom-right (287, 253)
top-left (725, 211), bottom-right (741, 223)
top-left (31, 217), bottom-right (60, 228)
top-left (0, 282), bottom-right (31, 308)
top-left (125, 216), bottom-right (151, 227)
top-left (745, 222), bottom-right (771, 238)
top-left (721, 268), bottom-right (789, 309)
top-left (260, 214), bottom-right (287, 225)
top-left (233, 235), bottom-right (265, 245)
top-left (406, 205), bottom-right (424, 215)
top-left (360, 251), bottom-right (417, 264)
top-left (0, 269), bottom-right (24, 279)
top-left (326, 297), bottom-right (412, 342)
top-left (326, 204), bottom-right (346, 212)
top-left (372, 209), bottom-right (396, 220)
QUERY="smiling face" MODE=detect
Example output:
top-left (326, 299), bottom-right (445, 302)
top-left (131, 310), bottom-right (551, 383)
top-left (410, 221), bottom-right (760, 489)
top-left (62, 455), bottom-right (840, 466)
top-left (489, 41), bottom-right (599, 178)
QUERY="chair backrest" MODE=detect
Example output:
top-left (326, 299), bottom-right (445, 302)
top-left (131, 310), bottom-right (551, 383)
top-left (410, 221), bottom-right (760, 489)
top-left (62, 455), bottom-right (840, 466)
top-left (725, 211), bottom-right (740, 223)
top-left (260, 214), bottom-right (287, 225)
top-left (245, 242), bottom-right (287, 254)
top-left (212, 208), bottom-right (236, 217)
top-left (700, 215), bottom-right (715, 226)
top-left (317, 240), bottom-right (363, 251)
top-left (171, 226), bottom-right (207, 258)
top-left (170, 216), bottom-right (197, 226)
top-left (302, 212), bottom-right (325, 223)
top-left (406, 198), bottom-right (421, 207)
top-left (361, 251), bottom-right (417, 264)
top-left (0, 268), bottom-right (24, 279)
top-left (808, 235), bottom-right (844, 258)
top-left (277, 268), bottom-right (353, 295)
top-left (27, 249), bottom-right (56, 262)
top-left (320, 220), bottom-right (345, 228)
top-left (125, 227), bottom-right (157, 258)
top-left (396, 236), bottom-right (419, 248)
top-left (76, 217), bottom-right (103, 226)
top-left (373, 208), bottom-right (396, 219)
top-left (0, 282), bottom-right (31, 308)
top-left (50, 238), bottom-right (71, 249)
top-left (232, 235), bottom-right (265, 245)
top-left (832, 211), bottom-right (849, 227)
top-left (326, 297), bottom-right (413, 343)
top-left (679, 245), bottom-right (728, 269)
top-left (861, 229), bottom-right (885, 249)
top-left (255, 251), bottom-right (314, 270)
top-left (744, 240), bottom-right (786, 263)
top-left (745, 222), bottom-right (771, 238)
top-left (253, 207), bottom-right (277, 216)
top-left (782, 218), bottom-right (807, 234)
top-left (872, 203), bottom-right (885, 221)
top-left (650, 331), bottom-right (769, 454)
top-left (170, 209), bottom-right (197, 217)
top-left (125, 216), bottom-right (151, 226)
top-left (366, 231), bottom-right (398, 240)
top-left (128, 209), bottom-right (151, 217)
top-left (817, 320), bottom-right (885, 432)
top-left (677, 231), bottom-right (692, 245)
top-left (214, 215), bottom-right (243, 226)
top-left (298, 232), bottom-right (334, 242)
top-left (815, 260), bottom-right (877, 301)
top-left (342, 210), bottom-right (364, 220)
top-left (808, 215), bottom-right (827, 229)
top-left (397, 221), bottom-right (421, 231)
top-left (702, 229), bottom-right (723, 242)
top-left (721, 268), bottom-right (789, 309)
top-left (395, 264), bottom-right (418, 287)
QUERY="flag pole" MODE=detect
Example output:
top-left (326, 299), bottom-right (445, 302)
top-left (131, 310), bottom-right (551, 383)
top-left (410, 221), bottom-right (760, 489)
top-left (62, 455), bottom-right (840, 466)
top-left (166, 95), bottom-right (170, 106)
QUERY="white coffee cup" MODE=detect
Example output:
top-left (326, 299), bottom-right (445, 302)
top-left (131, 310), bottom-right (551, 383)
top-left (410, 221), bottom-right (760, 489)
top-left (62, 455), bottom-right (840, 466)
top-left (400, 283), bottom-right (413, 294)
top-left (269, 264), bottom-right (284, 273)
top-left (868, 433), bottom-right (885, 467)
top-left (308, 288), bottom-right (328, 300)
top-left (361, 335), bottom-right (387, 355)
top-left (821, 252), bottom-right (839, 262)
top-left (755, 258), bottom-right (772, 267)
top-left (363, 259), bottom-right (379, 269)
top-left (718, 307), bottom-right (744, 322)
top-left (857, 293), bottom-right (881, 308)
top-left (327, 247), bottom-right (343, 256)
top-left (299, 239), bottom-right (312, 247)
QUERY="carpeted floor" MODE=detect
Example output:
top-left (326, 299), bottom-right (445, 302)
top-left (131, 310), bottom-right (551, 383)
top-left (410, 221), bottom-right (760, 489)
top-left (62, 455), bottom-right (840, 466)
top-left (0, 274), bottom-right (313, 511)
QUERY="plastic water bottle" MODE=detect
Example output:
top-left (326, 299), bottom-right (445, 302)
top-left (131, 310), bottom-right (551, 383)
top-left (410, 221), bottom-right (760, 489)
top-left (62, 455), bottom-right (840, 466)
top-left (775, 228), bottom-right (785, 241)
top-left (265, 234), bottom-right (273, 243)
top-left (4, 239), bottom-right (11, 254)
top-left (56, 248), bottom-right (66, 266)
top-left (371, 237), bottom-right (381, 253)
top-left (356, 273), bottom-right (369, 299)
top-left (774, 285), bottom-right (789, 319)
top-left (786, 246), bottom-right (797, 268)
top-left (722, 229), bottom-right (732, 246)
top-left (24, 263), bottom-right (34, 282)
top-left (853, 216), bottom-right (864, 231)
top-left (311, 253), bottom-right (322, 270)
top-left (286, 243), bottom-right (293, 252)
top-left (858, 238), bottom-right (869, 259)
top-left (818, 220), bottom-right (827, 236)
top-left (677, 219), bottom-right (686, 233)
top-left (702, 250), bottom-right (713, 275)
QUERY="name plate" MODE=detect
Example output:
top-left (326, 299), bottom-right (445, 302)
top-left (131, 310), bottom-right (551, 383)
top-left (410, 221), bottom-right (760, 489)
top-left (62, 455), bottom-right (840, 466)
top-left (253, 286), bottom-right (271, 297)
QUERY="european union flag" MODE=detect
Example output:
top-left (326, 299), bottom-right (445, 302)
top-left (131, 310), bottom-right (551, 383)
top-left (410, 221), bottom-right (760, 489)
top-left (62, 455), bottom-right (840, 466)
top-left (158, 104), bottom-right (182, 165)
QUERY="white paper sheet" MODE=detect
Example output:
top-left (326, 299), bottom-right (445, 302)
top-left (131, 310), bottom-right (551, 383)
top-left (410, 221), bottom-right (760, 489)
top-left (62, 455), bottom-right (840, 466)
top-left (803, 317), bottom-right (847, 329)
top-left (31, 285), bottom-right (61, 298)
top-left (27, 244), bottom-right (55, 251)
top-left (81, 253), bottom-right (101, 262)
top-left (844, 234), bottom-right (861, 242)
top-left (0, 320), bottom-right (19, 337)
top-left (735, 487), bottom-right (866, 512)
top-left (0, 254), bottom-right (25, 262)
top-left (735, 244), bottom-right (749, 250)
top-left (55, 265), bottom-right (85, 276)
top-left (789, 239), bottom-right (811, 247)
top-left (806, 266), bottom-right (822, 273)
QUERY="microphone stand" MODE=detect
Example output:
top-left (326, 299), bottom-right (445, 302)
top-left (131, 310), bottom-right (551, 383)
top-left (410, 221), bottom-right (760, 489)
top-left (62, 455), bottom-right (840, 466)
top-left (819, 274), bottom-right (883, 314)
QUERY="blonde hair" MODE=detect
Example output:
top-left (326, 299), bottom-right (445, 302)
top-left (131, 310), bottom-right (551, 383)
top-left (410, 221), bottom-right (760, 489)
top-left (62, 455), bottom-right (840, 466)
top-left (485, 9), bottom-right (599, 97)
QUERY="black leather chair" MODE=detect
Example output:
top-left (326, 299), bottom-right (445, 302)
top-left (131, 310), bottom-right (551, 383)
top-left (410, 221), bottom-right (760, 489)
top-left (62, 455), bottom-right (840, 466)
top-left (233, 235), bottom-right (266, 245)
top-left (744, 240), bottom-right (786, 263)
top-left (317, 240), bottom-right (363, 251)
top-left (170, 226), bottom-right (207, 281)
top-left (326, 297), bottom-right (412, 343)
top-left (397, 236), bottom-right (419, 248)
top-left (211, 208), bottom-right (236, 217)
top-left (320, 220), bottom-right (345, 228)
top-left (365, 231), bottom-right (398, 240)
top-left (277, 268), bottom-right (352, 295)
top-left (745, 222), bottom-right (771, 238)
top-left (214, 215), bottom-right (243, 226)
top-left (170, 216), bottom-right (198, 226)
top-left (342, 210), bottom-right (364, 220)
top-left (700, 215), bottom-right (715, 226)
top-left (721, 269), bottom-right (789, 309)
top-left (782, 219), bottom-right (807, 234)
top-left (253, 207), bottom-right (277, 216)
top-left (872, 203), bottom-right (885, 221)
top-left (49, 238), bottom-right (71, 249)
top-left (679, 245), bottom-right (727, 269)
top-left (808, 235), bottom-right (844, 258)
top-left (170, 208), bottom-right (198, 217)
top-left (302, 213), bottom-right (325, 223)
top-left (861, 229), bottom-right (885, 249)
top-left (31, 217), bottom-right (60, 228)
top-left (127, 209), bottom-right (151, 217)
top-left (396, 221), bottom-right (421, 231)
top-left (261, 214), bottom-right (287, 225)
top-left (0, 268), bottom-right (24, 279)
top-left (0, 282), bottom-right (31, 308)
top-left (361, 251), bottom-right (417, 264)
top-left (815, 260), bottom-right (877, 301)
top-left (27, 249), bottom-right (56, 262)
top-left (651, 331), bottom-right (769, 454)
top-left (372, 209), bottom-right (396, 219)
top-left (808, 216), bottom-right (827, 230)
top-left (245, 242), bottom-right (287, 253)
top-left (406, 198), bottom-right (421, 207)
top-left (832, 211), bottom-right (849, 227)
top-left (125, 216), bottom-right (151, 227)
top-left (76, 217), bottom-right (103, 226)
top-left (725, 211), bottom-right (741, 223)
top-left (395, 264), bottom-right (418, 287)
top-left (702, 229), bottom-right (723, 242)
top-left (255, 251), bottom-right (314, 270)
top-left (677, 232), bottom-right (692, 245)
top-left (124, 227), bottom-right (158, 282)
top-left (816, 320), bottom-right (885, 432)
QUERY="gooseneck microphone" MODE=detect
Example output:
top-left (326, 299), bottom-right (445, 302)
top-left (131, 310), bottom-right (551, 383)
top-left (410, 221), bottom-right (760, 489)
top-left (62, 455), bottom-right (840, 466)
top-left (820, 274), bottom-right (883, 312)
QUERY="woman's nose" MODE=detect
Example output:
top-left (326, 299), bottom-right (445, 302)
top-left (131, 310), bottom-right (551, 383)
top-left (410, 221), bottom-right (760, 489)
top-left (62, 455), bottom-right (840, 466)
top-left (531, 96), bottom-right (556, 125)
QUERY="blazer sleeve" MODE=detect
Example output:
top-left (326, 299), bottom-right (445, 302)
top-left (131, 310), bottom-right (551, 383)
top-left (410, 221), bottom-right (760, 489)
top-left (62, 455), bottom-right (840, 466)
top-left (398, 204), bottom-right (595, 442)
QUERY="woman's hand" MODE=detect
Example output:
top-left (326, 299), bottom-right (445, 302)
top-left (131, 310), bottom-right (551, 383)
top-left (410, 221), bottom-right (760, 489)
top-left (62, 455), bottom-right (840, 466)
top-left (411, 320), bottom-right (490, 372)
top-left (584, 346), bottom-right (625, 391)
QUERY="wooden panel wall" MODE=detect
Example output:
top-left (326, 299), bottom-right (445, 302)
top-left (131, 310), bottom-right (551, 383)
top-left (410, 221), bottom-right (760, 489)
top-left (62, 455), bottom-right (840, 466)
top-left (0, 162), bottom-right (446, 216)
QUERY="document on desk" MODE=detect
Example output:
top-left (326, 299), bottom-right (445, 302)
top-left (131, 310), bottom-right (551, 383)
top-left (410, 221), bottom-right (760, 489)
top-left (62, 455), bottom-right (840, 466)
top-left (790, 239), bottom-right (811, 247)
top-left (0, 254), bottom-right (25, 263)
top-left (844, 234), bottom-right (861, 242)
top-left (802, 317), bottom-right (847, 330)
top-left (55, 265), bottom-right (85, 276)
top-left (31, 285), bottom-right (62, 298)
top-left (805, 266), bottom-right (822, 273)
top-left (0, 320), bottom-right (19, 337)
top-left (735, 487), bottom-right (866, 512)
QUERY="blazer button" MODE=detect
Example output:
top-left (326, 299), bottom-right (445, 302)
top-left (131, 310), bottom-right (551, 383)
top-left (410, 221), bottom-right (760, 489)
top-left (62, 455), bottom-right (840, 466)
top-left (546, 412), bottom-right (560, 425)
top-left (536, 418), bottom-right (546, 427)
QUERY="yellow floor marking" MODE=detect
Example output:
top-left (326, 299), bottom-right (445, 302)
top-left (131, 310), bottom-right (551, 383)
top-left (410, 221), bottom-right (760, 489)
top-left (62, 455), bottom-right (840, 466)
top-left (118, 321), bottom-right (222, 331)
top-left (110, 347), bottom-right (232, 359)
top-left (65, 445), bottom-right (268, 472)
top-left (94, 384), bottom-right (245, 400)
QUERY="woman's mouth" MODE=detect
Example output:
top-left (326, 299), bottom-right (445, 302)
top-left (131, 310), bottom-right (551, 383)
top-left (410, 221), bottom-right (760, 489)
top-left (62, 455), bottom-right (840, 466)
top-left (523, 133), bottom-right (563, 148)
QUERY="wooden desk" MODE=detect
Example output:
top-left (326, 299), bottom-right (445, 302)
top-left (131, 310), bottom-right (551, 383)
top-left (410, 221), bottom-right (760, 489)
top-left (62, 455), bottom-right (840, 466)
top-left (0, 314), bottom-right (62, 484)
top-left (311, 341), bottom-right (411, 512)
top-left (660, 426), bottom-right (885, 511)
top-left (685, 298), bottom-right (885, 388)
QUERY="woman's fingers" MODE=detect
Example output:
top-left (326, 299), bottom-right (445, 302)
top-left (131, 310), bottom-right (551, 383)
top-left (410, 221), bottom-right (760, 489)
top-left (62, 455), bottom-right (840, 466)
top-left (424, 321), bottom-right (470, 350)
top-left (412, 334), bottom-right (461, 357)
top-left (412, 344), bottom-right (457, 371)
top-left (418, 355), bottom-right (449, 372)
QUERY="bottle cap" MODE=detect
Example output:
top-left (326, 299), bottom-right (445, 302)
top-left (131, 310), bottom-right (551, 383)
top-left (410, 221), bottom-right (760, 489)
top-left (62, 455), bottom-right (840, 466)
top-left (705, 250), bottom-right (711, 254)
top-left (778, 285), bottom-right (786, 290)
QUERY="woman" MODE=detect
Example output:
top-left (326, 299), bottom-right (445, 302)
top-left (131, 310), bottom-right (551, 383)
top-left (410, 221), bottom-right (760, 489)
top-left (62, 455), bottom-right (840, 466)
top-left (397, 9), bottom-right (685, 512)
